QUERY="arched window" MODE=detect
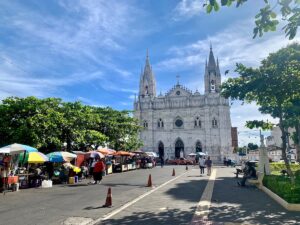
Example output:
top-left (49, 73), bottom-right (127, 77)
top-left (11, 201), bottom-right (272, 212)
top-left (212, 118), bottom-right (218, 128)
top-left (158, 118), bottom-right (164, 128)
top-left (143, 120), bottom-right (148, 128)
top-left (196, 141), bottom-right (202, 152)
top-left (194, 117), bottom-right (201, 128)
top-left (145, 85), bottom-right (148, 94)
top-left (211, 80), bottom-right (215, 91)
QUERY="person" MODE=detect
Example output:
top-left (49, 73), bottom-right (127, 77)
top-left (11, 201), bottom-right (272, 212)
top-left (205, 156), bottom-right (212, 176)
top-left (160, 156), bottom-right (164, 168)
top-left (93, 158), bottom-right (105, 184)
top-left (89, 159), bottom-right (96, 178)
top-left (238, 162), bottom-right (257, 187)
top-left (199, 156), bottom-right (205, 175)
top-left (223, 157), bottom-right (227, 166)
top-left (46, 162), bottom-right (54, 180)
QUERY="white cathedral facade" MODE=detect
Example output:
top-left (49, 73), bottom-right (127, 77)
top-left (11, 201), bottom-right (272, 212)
top-left (133, 47), bottom-right (232, 162)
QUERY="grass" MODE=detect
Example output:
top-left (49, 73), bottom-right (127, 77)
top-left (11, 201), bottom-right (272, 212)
top-left (263, 162), bottom-right (300, 204)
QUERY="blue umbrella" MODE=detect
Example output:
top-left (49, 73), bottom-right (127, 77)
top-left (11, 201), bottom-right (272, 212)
top-left (0, 143), bottom-right (38, 154)
top-left (47, 151), bottom-right (77, 163)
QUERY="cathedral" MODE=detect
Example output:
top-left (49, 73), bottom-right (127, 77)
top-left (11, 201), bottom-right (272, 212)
top-left (133, 46), bottom-right (233, 162)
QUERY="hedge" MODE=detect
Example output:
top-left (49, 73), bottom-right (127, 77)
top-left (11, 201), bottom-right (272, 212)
top-left (270, 162), bottom-right (300, 172)
top-left (263, 175), bottom-right (300, 204)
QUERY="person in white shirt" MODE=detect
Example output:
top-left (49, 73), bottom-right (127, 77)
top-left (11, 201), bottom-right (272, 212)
top-left (199, 156), bottom-right (205, 175)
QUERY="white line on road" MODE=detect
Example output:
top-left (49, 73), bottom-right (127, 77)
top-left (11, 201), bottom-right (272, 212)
top-left (190, 169), bottom-right (217, 224)
top-left (87, 170), bottom-right (189, 225)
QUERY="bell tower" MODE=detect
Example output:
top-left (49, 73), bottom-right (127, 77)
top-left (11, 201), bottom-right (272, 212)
top-left (205, 44), bottom-right (221, 94)
top-left (139, 50), bottom-right (156, 98)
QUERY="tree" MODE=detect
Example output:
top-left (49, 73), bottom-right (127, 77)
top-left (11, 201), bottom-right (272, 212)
top-left (205, 0), bottom-right (300, 40)
top-left (248, 142), bottom-right (259, 150)
top-left (221, 43), bottom-right (300, 182)
top-left (0, 97), bottom-right (141, 152)
top-left (285, 97), bottom-right (300, 162)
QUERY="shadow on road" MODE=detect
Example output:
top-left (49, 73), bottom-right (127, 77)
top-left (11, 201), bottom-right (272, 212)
top-left (101, 207), bottom-right (196, 225)
top-left (209, 176), bottom-right (300, 225)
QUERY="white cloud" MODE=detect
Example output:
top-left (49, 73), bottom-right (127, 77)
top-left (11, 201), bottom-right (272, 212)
top-left (0, 0), bottom-right (141, 99)
top-left (155, 19), bottom-right (297, 146)
top-left (173, 0), bottom-right (204, 20)
top-left (156, 20), bottom-right (300, 72)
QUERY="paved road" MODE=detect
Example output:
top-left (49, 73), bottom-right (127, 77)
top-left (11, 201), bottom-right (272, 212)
top-left (1, 166), bottom-right (299, 225)
top-left (0, 166), bottom-right (190, 225)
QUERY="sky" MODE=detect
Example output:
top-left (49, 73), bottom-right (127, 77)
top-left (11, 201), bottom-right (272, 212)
top-left (0, 0), bottom-right (299, 146)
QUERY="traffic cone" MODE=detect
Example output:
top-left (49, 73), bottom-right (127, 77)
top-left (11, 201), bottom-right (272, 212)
top-left (103, 187), bottom-right (112, 207)
top-left (186, 165), bottom-right (188, 170)
top-left (146, 174), bottom-right (152, 187)
top-left (172, 168), bottom-right (175, 176)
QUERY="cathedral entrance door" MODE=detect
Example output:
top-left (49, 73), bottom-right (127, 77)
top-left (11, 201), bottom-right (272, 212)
top-left (196, 141), bottom-right (202, 152)
top-left (158, 142), bottom-right (164, 158)
top-left (175, 139), bottom-right (184, 158)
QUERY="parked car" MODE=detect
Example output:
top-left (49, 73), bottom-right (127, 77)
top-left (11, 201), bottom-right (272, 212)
top-left (167, 158), bottom-right (193, 165)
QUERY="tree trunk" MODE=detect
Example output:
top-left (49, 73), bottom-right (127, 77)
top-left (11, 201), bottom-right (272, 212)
top-left (279, 116), bottom-right (295, 183)
top-left (296, 124), bottom-right (300, 163)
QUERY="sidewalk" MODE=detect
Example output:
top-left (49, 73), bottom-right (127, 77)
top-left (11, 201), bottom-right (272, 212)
top-left (209, 167), bottom-right (300, 225)
top-left (100, 168), bottom-right (209, 225)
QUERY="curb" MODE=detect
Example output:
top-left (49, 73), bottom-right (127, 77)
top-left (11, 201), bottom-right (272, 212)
top-left (261, 186), bottom-right (300, 211)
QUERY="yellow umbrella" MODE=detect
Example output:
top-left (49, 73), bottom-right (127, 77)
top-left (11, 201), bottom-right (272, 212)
top-left (27, 152), bottom-right (49, 163)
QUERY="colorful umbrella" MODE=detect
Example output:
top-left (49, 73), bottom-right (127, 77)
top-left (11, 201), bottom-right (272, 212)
top-left (114, 151), bottom-right (132, 156)
top-left (22, 152), bottom-right (48, 163)
top-left (97, 147), bottom-right (116, 155)
top-left (63, 163), bottom-right (81, 173)
top-left (89, 151), bottom-right (105, 159)
top-left (47, 151), bottom-right (77, 162)
top-left (0, 143), bottom-right (38, 155)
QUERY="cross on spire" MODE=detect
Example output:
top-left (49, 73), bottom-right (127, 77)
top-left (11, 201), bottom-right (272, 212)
top-left (176, 74), bottom-right (180, 85)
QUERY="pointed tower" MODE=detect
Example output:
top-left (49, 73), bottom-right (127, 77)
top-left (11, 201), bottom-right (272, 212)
top-left (139, 50), bottom-right (156, 98)
top-left (205, 44), bottom-right (221, 94)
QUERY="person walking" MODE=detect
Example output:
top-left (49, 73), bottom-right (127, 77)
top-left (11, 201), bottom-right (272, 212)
top-left (199, 156), bottom-right (205, 175)
top-left (93, 158), bottom-right (105, 184)
top-left (205, 156), bottom-right (212, 176)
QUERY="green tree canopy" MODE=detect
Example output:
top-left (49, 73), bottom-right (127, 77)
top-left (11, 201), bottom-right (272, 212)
top-left (221, 43), bottom-right (300, 181)
top-left (205, 0), bottom-right (300, 39)
top-left (0, 97), bottom-right (142, 153)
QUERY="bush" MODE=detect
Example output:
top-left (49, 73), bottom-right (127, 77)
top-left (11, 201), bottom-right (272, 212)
top-left (270, 162), bottom-right (300, 173)
top-left (263, 175), bottom-right (300, 204)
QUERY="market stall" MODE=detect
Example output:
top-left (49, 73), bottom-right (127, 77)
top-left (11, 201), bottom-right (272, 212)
top-left (0, 144), bottom-right (35, 192)
top-left (46, 152), bottom-right (77, 184)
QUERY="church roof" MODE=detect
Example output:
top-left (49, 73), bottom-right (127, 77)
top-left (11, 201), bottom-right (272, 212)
top-left (165, 83), bottom-right (193, 97)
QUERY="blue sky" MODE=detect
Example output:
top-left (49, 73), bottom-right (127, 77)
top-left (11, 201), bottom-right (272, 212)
top-left (0, 0), bottom-right (299, 146)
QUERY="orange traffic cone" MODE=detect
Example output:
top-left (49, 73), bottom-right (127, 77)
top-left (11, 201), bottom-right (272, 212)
top-left (172, 168), bottom-right (175, 176)
top-left (103, 187), bottom-right (112, 207)
top-left (146, 174), bottom-right (152, 187)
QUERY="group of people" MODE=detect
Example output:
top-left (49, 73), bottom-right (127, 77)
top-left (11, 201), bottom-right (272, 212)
top-left (237, 161), bottom-right (257, 187)
top-left (198, 156), bottom-right (212, 176)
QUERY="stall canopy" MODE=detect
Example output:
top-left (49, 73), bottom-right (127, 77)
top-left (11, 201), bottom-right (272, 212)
top-left (114, 151), bottom-right (134, 156)
top-left (97, 147), bottom-right (116, 155)
top-left (47, 151), bottom-right (77, 162)
top-left (0, 143), bottom-right (37, 155)
top-left (197, 152), bottom-right (207, 156)
top-left (89, 151), bottom-right (105, 159)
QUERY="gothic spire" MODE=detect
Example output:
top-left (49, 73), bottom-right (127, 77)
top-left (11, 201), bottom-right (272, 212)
top-left (139, 49), bottom-right (156, 97)
top-left (208, 44), bottom-right (217, 69)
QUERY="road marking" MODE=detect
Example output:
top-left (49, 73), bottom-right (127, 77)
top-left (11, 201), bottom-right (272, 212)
top-left (86, 170), bottom-right (189, 225)
top-left (190, 169), bottom-right (217, 225)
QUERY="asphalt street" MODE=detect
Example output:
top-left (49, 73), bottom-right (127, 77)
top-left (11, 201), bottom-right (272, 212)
top-left (1, 166), bottom-right (299, 225)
